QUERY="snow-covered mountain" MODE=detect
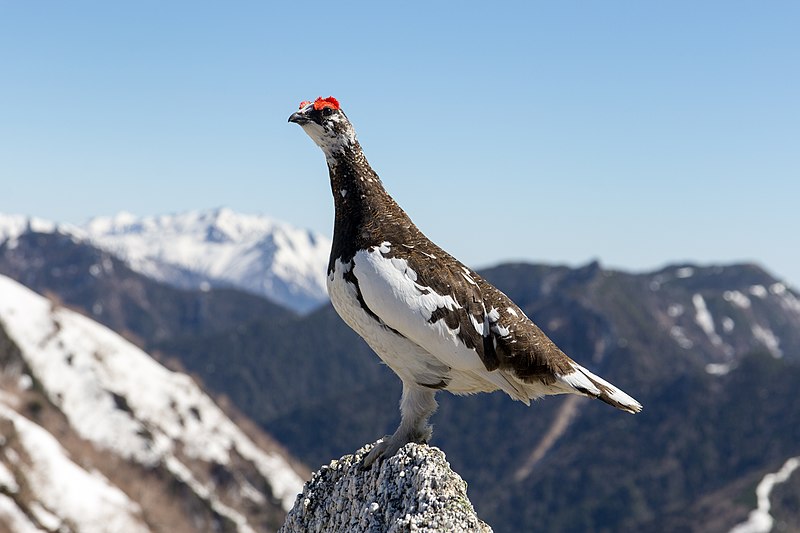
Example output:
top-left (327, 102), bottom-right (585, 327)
top-left (0, 209), bottom-right (331, 313)
top-left (79, 209), bottom-right (331, 313)
top-left (0, 274), bottom-right (305, 532)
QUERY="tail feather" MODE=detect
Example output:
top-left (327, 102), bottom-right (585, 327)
top-left (557, 363), bottom-right (642, 414)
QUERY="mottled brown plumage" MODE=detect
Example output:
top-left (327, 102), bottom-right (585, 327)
top-left (289, 97), bottom-right (641, 465)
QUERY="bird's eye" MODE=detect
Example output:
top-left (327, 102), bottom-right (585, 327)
top-left (322, 107), bottom-right (334, 117)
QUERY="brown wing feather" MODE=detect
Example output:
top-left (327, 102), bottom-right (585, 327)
top-left (476, 279), bottom-right (575, 383)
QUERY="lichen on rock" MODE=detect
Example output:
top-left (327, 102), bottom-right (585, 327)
top-left (280, 441), bottom-right (492, 533)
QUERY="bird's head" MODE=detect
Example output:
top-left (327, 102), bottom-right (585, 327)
top-left (288, 96), bottom-right (357, 158)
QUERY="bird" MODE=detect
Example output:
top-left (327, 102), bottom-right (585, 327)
top-left (289, 96), bottom-right (642, 467)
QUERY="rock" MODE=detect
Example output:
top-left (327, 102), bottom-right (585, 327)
top-left (280, 441), bottom-right (493, 533)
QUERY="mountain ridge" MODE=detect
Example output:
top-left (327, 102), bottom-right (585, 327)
top-left (0, 209), bottom-right (331, 313)
top-left (3, 210), bottom-right (797, 315)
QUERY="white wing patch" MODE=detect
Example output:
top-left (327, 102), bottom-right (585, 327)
top-left (469, 314), bottom-right (486, 335)
top-left (492, 323), bottom-right (511, 337)
top-left (353, 247), bottom-right (486, 371)
top-left (461, 266), bottom-right (477, 286)
top-left (485, 307), bottom-right (512, 337)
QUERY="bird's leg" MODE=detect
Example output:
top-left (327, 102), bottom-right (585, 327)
top-left (363, 383), bottom-right (438, 467)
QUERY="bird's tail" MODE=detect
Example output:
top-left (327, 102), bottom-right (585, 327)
top-left (557, 362), bottom-right (642, 414)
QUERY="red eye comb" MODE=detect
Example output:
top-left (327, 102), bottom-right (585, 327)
top-left (313, 96), bottom-right (340, 111)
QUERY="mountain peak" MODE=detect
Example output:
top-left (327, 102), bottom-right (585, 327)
top-left (79, 208), bottom-right (331, 313)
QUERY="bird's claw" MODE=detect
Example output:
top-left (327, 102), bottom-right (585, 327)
top-left (361, 436), bottom-right (391, 469)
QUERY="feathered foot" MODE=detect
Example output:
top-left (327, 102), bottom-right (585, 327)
top-left (362, 383), bottom-right (438, 468)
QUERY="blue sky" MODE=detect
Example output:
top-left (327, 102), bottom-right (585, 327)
top-left (2, 2), bottom-right (798, 287)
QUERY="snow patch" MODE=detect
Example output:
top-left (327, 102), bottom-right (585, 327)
top-left (670, 326), bottom-right (694, 349)
top-left (0, 461), bottom-right (19, 493)
top-left (705, 363), bottom-right (733, 376)
top-left (30, 502), bottom-right (61, 531)
top-left (0, 404), bottom-right (149, 533)
top-left (724, 290), bottom-right (752, 309)
top-left (776, 289), bottom-right (800, 315)
top-left (748, 285), bottom-right (768, 299)
top-left (16, 373), bottom-right (32, 391)
top-left (667, 304), bottom-right (684, 318)
top-left (164, 456), bottom-right (256, 533)
top-left (769, 282), bottom-right (786, 296)
top-left (729, 456), bottom-right (800, 533)
top-left (751, 324), bottom-right (782, 357)
top-left (722, 317), bottom-right (735, 333)
top-left (0, 494), bottom-right (40, 533)
top-left (693, 294), bottom-right (723, 346)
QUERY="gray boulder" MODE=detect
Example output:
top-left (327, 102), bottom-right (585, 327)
top-left (280, 441), bottom-right (492, 533)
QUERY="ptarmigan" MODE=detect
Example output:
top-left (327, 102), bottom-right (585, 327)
top-left (289, 96), bottom-right (642, 466)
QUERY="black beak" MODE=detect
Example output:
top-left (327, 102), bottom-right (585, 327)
top-left (288, 112), bottom-right (308, 125)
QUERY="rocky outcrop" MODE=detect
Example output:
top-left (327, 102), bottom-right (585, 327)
top-left (280, 442), bottom-right (492, 533)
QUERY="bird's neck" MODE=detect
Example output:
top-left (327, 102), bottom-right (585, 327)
top-left (325, 144), bottom-right (409, 270)
top-left (327, 143), bottom-right (392, 214)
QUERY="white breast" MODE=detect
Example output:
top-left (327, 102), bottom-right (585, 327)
top-left (351, 246), bottom-right (487, 373)
top-left (327, 258), bottom-right (450, 387)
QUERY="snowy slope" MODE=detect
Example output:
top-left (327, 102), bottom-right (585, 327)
top-left (78, 208), bottom-right (330, 313)
top-left (0, 404), bottom-right (149, 533)
top-left (0, 274), bottom-right (305, 532)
